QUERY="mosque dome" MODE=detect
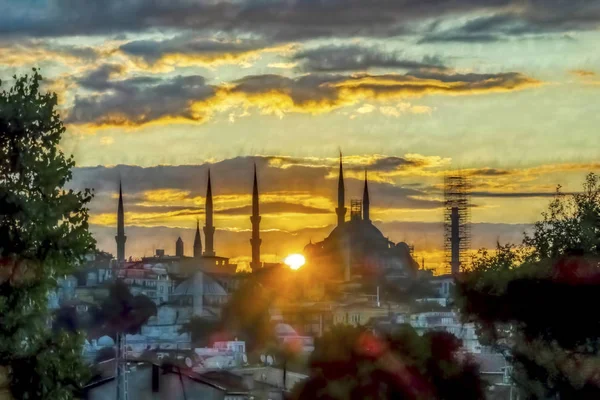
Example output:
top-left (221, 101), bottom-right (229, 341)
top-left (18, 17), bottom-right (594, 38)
top-left (97, 335), bottom-right (115, 347)
top-left (325, 219), bottom-right (388, 248)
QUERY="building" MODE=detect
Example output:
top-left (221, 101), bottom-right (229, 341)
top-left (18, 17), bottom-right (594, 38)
top-left (303, 154), bottom-right (419, 282)
top-left (409, 311), bottom-right (482, 353)
top-left (117, 261), bottom-right (174, 305)
top-left (83, 362), bottom-right (283, 400)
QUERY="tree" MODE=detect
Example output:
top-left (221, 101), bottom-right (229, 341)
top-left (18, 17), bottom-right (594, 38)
top-left (291, 324), bottom-right (484, 399)
top-left (0, 70), bottom-right (95, 399)
top-left (179, 316), bottom-right (220, 347)
top-left (220, 269), bottom-right (279, 355)
top-left (94, 279), bottom-right (157, 338)
top-left (457, 173), bottom-right (600, 399)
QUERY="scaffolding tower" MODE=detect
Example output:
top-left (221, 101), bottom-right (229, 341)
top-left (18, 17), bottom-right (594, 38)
top-left (444, 175), bottom-right (471, 275)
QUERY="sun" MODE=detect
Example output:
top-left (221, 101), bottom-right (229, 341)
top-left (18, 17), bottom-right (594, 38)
top-left (284, 254), bottom-right (306, 270)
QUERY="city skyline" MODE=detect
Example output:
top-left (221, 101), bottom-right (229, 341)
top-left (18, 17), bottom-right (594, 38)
top-left (1, 1), bottom-right (599, 270)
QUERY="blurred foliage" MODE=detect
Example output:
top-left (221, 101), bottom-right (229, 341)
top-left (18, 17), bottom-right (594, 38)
top-left (0, 70), bottom-right (95, 399)
top-left (94, 279), bottom-right (157, 337)
top-left (220, 271), bottom-right (277, 354)
top-left (291, 324), bottom-right (484, 399)
top-left (457, 173), bottom-right (600, 399)
top-left (51, 280), bottom-right (157, 339)
top-left (179, 316), bottom-right (220, 347)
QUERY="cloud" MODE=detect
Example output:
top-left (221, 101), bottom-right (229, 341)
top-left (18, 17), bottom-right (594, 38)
top-left (570, 69), bottom-right (597, 77)
top-left (216, 201), bottom-right (330, 215)
top-left (3, 0), bottom-right (599, 45)
top-left (66, 65), bottom-right (215, 127)
top-left (0, 0), bottom-right (504, 39)
top-left (65, 64), bottom-right (540, 128)
top-left (68, 156), bottom-right (445, 226)
top-left (119, 35), bottom-right (294, 69)
top-left (222, 71), bottom-right (539, 115)
top-left (293, 45), bottom-right (446, 72)
top-left (420, 3), bottom-right (600, 43)
top-left (0, 39), bottom-right (101, 67)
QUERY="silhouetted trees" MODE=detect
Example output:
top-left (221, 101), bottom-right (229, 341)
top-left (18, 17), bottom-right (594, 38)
top-left (179, 316), bottom-right (220, 347)
top-left (291, 324), bottom-right (484, 400)
top-left (220, 273), bottom-right (277, 354)
top-left (0, 70), bottom-right (95, 399)
top-left (457, 173), bottom-right (600, 399)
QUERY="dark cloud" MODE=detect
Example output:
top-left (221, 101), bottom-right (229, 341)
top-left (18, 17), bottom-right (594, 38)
top-left (67, 65), bottom-right (214, 125)
top-left (293, 45), bottom-right (446, 72)
top-left (419, 33), bottom-right (501, 44)
top-left (420, 3), bottom-right (600, 43)
top-left (216, 202), bottom-right (330, 215)
top-left (3, 1), bottom-right (598, 44)
top-left (119, 35), bottom-right (271, 65)
top-left (69, 156), bottom-right (442, 212)
top-left (0, 0), bottom-right (510, 40)
top-left (466, 168), bottom-right (512, 176)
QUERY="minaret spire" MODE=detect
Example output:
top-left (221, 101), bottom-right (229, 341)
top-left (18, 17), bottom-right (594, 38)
top-left (194, 219), bottom-right (202, 258)
top-left (363, 169), bottom-right (370, 222)
top-left (115, 181), bottom-right (127, 263)
top-left (250, 163), bottom-right (262, 270)
top-left (203, 169), bottom-right (215, 256)
top-left (335, 151), bottom-right (347, 226)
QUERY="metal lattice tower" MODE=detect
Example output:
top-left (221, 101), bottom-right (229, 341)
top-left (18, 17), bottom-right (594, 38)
top-left (350, 199), bottom-right (362, 221)
top-left (443, 175), bottom-right (471, 275)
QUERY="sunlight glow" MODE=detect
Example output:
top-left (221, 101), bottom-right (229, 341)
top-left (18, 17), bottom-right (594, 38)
top-left (284, 254), bottom-right (305, 270)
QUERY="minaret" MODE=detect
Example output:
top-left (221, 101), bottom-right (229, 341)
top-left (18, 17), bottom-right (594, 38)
top-left (115, 181), bottom-right (126, 263)
top-left (193, 220), bottom-right (202, 259)
top-left (250, 164), bottom-right (262, 270)
top-left (175, 237), bottom-right (184, 257)
top-left (335, 152), bottom-right (347, 226)
top-left (363, 169), bottom-right (370, 222)
top-left (203, 169), bottom-right (216, 256)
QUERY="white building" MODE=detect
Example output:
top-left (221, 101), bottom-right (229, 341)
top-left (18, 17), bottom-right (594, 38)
top-left (118, 262), bottom-right (174, 305)
top-left (410, 311), bottom-right (482, 353)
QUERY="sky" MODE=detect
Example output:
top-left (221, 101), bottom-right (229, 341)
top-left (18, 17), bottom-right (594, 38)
top-left (1, 0), bottom-right (599, 272)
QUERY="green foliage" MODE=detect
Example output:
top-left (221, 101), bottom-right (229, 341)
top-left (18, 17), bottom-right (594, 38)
top-left (0, 70), bottom-right (95, 399)
top-left (292, 324), bottom-right (484, 400)
top-left (457, 173), bottom-right (600, 399)
top-left (524, 173), bottom-right (600, 260)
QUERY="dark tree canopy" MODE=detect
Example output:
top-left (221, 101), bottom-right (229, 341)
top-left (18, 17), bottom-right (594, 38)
top-left (0, 70), bottom-right (95, 399)
top-left (292, 324), bottom-right (484, 400)
top-left (457, 173), bottom-right (600, 399)
top-left (95, 279), bottom-right (157, 337)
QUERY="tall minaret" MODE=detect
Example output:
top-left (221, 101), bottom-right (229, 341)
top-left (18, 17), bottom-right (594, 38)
top-left (250, 164), bottom-right (262, 270)
top-left (115, 181), bottom-right (126, 263)
top-left (193, 220), bottom-right (202, 259)
top-left (175, 237), bottom-right (184, 257)
top-left (335, 152), bottom-right (347, 226)
top-left (363, 169), bottom-right (370, 222)
top-left (203, 169), bottom-right (216, 256)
